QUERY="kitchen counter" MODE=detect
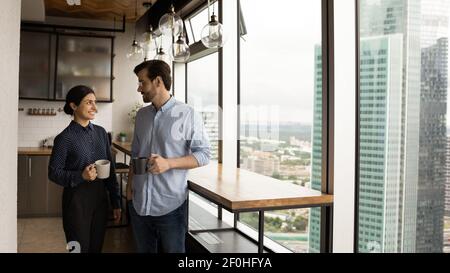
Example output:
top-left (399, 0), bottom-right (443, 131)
top-left (18, 147), bottom-right (53, 156)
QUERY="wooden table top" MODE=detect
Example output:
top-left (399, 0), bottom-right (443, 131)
top-left (188, 163), bottom-right (333, 212)
top-left (112, 141), bottom-right (333, 211)
top-left (112, 141), bottom-right (132, 155)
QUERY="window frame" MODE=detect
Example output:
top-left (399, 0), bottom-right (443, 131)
top-left (235, 0), bottom-right (335, 253)
top-left (177, 0), bottom-right (335, 253)
top-left (354, 0), bottom-right (360, 253)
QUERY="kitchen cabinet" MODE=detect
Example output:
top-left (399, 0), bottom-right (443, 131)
top-left (19, 30), bottom-right (114, 102)
top-left (17, 155), bottom-right (29, 216)
top-left (19, 31), bottom-right (54, 100)
top-left (55, 34), bottom-right (113, 102)
top-left (17, 155), bottom-right (63, 217)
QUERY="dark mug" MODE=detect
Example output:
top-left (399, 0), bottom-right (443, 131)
top-left (132, 157), bottom-right (149, 175)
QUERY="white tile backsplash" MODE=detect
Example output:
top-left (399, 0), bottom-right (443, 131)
top-left (18, 100), bottom-right (112, 147)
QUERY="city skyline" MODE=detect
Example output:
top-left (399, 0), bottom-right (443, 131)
top-left (236, 0), bottom-right (450, 253)
top-left (358, 0), bottom-right (421, 252)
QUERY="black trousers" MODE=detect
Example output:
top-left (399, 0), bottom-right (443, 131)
top-left (62, 180), bottom-right (108, 253)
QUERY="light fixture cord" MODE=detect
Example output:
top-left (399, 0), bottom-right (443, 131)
top-left (180, 7), bottom-right (183, 37)
top-left (133, 0), bottom-right (137, 40)
top-left (112, 16), bottom-right (116, 37)
top-left (207, 0), bottom-right (211, 20)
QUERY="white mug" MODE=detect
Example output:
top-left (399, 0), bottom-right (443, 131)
top-left (95, 159), bottom-right (110, 179)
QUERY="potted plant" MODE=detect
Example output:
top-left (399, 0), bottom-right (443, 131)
top-left (118, 132), bottom-right (127, 142)
top-left (128, 102), bottom-right (144, 125)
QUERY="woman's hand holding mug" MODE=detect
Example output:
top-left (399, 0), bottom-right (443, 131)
top-left (82, 164), bottom-right (97, 181)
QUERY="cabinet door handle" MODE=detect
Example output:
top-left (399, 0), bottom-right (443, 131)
top-left (28, 157), bottom-right (32, 178)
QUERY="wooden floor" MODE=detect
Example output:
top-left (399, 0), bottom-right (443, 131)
top-left (17, 217), bottom-right (135, 253)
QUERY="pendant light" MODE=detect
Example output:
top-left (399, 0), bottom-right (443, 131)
top-left (140, 2), bottom-right (156, 61)
top-left (141, 26), bottom-right (156, 61)
top-left (201, 0), bottom-right (225, 48)
top-left (126, 0), bottom-right (143, 61)
top-left (159, 3), bottom-right (183, 37)
top-left (171, 32), bottom-right (190, 62)
top-left (155, 47), bottom-right (172, 65)
top-left (155, 36), bottom-right (172, 65)
top-left (127, 40), bottom-right (144, 61)
top-left (171, 9), bottom-right (190, 63)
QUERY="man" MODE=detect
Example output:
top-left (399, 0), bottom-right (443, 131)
top-left (126, 60), bottom-right (211, 253)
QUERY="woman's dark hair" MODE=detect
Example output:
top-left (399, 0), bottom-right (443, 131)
top-left (133, 60), bottom-right (172, 90)
top-left (63, 85), bottom-right (95, 115)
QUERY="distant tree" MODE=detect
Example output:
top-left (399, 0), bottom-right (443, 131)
top-left (288, 175), bottom-right (298, 180)
top-left (265, 217), bottom-right (283, 232)
top-left (272, 172), bottom-right (282, 179)
top-left (293, 216), bottom-right (308, 231)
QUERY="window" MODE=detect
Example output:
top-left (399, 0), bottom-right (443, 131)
top-left (357, 0), bottom-right (449, 253)
top-left (186, 1), bottom-right (219, 45)
top-left (186, 52), bottom-right (219, 161)
top-left (238, 0), bottom-right (322, 253)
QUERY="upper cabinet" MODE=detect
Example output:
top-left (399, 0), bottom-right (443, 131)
top-left (56, 35), bottom-right (113, 101)
top-left (19, 30), bottom-right (114, 102)
top-left (19, 31), bottom-right (53, 100)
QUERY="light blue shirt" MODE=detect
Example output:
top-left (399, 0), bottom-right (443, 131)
top-left (131, 96), bottom-right (211, 216)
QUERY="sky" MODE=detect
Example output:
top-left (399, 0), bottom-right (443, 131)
top-left (187, 0), bottom-right (450, 127)
top-left (239, 0), bottom-right (322, 124)
top-left (187, 0), bottom-right (322, 125)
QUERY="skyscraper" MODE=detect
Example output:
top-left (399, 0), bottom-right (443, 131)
top-left (200, 110), bottom-right (219, 160)
top-left (358, 0), bottom-right (421, 253)
top-left (358, 34), bottom-right (405, 253)
top-left (420, 0), bottom-right (449, 48)
top-left (416, 38), bottom-right (448, 253)
top-left (446, 136), bottom-right (450, 217)
top-left (309, 45), bottom-right (322, 253)
top-left (415, 0), bottom-right (449, 253)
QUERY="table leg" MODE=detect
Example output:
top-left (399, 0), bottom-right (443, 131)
top-left (218, 205), bottom-right (222, 220)
top-left (234, 212), bottom-right (240, 229)
top-left (186, 192), bottom-right (190, 230)
top-left (258, 210), bottom-right (264, 253)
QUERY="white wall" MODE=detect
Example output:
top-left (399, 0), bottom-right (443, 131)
top-left (111, 23), bottom-right (146, 141)
top-left (18, 100), bottom-right (112, 147)
top-left (333, 0), bottom-right (356, 253)
top-left (0, 0), bottom-right (21, 253)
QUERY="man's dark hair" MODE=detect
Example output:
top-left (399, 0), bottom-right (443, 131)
top-left (134, 60), bottom-right (172, 91)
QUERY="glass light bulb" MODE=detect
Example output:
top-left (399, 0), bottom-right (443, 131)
top-left (154, 47), bottom-right (172, 65)
top-left (201, 15), bottom-right (225, 48)
top-left (159, 5), bottom-right (183, 36)
top-left (140, 29), bottom-right (156, 60)
top-left (126, 40), bottom-right (144, 61)
top-left (171, 35), bottom-right (190, 63)
top-left (140, 31), bottom-right (156, 51)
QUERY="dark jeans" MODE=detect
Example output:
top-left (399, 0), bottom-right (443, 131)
top-left (128, 199), bottom-right (187, 253)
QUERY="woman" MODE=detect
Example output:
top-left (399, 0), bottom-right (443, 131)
top-left (48, 85), bottom-right (121, 253)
